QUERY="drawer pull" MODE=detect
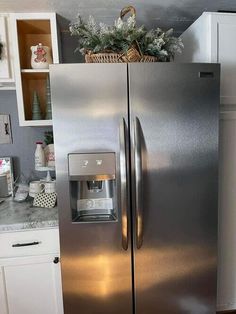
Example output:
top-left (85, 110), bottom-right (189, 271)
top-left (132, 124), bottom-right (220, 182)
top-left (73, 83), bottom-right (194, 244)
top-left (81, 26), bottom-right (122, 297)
top-left (53, 257), bottom-right (60, 264)
top-left (12, 241), bottom-right (40, 247)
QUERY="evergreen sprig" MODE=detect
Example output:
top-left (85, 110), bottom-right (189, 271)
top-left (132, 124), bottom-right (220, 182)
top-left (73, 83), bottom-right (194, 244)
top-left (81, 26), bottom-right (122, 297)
top-left (69, 13), bottom-right (183, 61)
top-left (44, 131), bottom-right (54, 145)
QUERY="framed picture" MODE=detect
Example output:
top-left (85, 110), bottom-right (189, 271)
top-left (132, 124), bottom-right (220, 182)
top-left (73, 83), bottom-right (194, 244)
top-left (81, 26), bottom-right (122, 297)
top-left (0, 114), bottom-right (12, 144)
top-left (0, 157), bottom-right (14, 195)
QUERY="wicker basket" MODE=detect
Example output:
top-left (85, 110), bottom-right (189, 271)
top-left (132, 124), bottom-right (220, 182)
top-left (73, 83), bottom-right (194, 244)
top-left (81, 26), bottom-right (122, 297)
top-left (85, 52), bottom-right (158, 63)
top-left (85, 6), bottom-right (158, 64)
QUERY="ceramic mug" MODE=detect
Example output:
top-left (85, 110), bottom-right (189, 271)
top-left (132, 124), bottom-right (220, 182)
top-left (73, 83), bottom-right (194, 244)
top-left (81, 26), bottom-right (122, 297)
top-left (29, 181), bottom-right (44, 198)
top-left (30, 43), bottom-right (52, 69)
top-left (44, 181), bottom-right (56, 194)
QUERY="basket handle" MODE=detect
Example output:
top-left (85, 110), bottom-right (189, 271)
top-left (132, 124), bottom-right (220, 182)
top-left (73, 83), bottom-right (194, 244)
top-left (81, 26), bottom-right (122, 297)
top-left (120, 6), bottom-right (136, 20)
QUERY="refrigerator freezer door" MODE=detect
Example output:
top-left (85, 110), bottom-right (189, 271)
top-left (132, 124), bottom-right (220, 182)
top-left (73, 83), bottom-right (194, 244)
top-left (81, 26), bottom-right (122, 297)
top-left (50, 64), bottom-right (132, 314)
top-left (129, 63), bottom-right (220, 314)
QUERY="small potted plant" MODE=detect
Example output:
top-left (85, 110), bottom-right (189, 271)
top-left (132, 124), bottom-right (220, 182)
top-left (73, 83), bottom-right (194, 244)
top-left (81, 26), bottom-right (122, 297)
top-left (44, 131), bottom-right (55, 167)
top-left (69, 6), bottom-right (183, 63)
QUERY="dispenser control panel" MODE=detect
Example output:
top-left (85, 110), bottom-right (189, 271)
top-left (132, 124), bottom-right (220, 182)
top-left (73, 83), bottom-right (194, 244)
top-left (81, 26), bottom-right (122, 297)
top-left (68, 153), bottom-right (116, 180)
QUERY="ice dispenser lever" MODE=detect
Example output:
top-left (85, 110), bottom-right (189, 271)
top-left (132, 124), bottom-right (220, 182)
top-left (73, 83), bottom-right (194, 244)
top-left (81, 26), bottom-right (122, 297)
top-left (68, 153), bottom-right (117, 222)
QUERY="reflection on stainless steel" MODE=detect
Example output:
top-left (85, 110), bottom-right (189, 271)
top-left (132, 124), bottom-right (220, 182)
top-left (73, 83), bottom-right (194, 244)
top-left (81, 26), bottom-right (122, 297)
top-left (62, 245), bottom-right (215, 297)
top-left (120, 118), bottom-right (128, 250)
top-left (51, 63), bottom-right (219, 314)
top-left (134, 117), bottom-right (143, 249)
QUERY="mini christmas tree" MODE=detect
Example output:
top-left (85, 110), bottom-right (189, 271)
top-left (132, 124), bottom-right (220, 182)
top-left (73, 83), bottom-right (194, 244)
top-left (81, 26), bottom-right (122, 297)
top-left (45, 75), bottom-right (52, 120)
top-left (32, 91), bottom-right (42, 120)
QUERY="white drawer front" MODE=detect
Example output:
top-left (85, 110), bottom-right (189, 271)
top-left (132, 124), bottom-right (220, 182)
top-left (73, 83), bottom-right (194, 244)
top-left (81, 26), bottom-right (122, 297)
top-left (0, 228), bottom-right (60, 258)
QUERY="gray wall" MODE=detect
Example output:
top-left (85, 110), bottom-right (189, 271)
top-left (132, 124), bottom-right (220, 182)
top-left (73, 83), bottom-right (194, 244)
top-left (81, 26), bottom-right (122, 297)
top-left (0, 90), bottom-right (52, 180)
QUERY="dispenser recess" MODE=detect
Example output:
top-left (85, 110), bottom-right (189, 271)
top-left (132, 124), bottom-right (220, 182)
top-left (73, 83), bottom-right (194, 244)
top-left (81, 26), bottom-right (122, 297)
top-left (68, 153), bottom-right (117, 222)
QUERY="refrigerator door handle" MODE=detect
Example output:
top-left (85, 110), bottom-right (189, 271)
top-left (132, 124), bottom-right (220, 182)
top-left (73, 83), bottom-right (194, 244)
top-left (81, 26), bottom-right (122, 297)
top-left (134, 117), bottom-right (143, 249)
top-left (120, 118), bottom-right (128, 250)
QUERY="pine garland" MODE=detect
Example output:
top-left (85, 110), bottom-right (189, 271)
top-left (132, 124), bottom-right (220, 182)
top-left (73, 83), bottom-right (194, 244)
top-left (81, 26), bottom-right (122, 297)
top-left (69, 13), bottom-right (183, 61)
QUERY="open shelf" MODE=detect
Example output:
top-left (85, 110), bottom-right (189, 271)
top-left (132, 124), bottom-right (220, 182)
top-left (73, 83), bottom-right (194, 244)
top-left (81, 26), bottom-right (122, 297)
top-left (21, 69), bottom-right (49, 73)
top-left (21, 71), bottom-right (49, 121)
top-left (17, 19), bottom-right (53, 69)
top-left (11, 13), bottom-right (60, 127)
top-left (20, 120), bottom-right (53, 127)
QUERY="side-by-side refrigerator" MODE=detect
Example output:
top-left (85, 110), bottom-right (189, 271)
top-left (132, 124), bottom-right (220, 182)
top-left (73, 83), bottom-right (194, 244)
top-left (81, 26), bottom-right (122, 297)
top-left (50, 63), bottom-right (220, 314)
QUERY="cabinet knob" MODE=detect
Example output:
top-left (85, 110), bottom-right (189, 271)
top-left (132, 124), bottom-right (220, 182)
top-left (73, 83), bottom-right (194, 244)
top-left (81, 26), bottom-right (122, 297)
top-left (53, 257), bottom-right (60, 264)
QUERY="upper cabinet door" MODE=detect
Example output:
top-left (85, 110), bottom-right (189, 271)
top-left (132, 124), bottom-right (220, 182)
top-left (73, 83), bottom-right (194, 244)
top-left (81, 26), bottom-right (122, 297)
top-left (211, 14), bottom-right (236, 105)
top-left (0, 266), bottom-right (8, 314)
top-left (4, 255), bottom-right (63, 314)
top-left (0, 14), bottom-right (15, 89)
top-left (176, 12), bottom-right (236, 108)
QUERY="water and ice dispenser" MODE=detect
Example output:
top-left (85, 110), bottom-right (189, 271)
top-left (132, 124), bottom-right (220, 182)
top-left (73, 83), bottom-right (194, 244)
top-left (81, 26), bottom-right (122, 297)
top-left (68, 153), bottom-right (117, 222)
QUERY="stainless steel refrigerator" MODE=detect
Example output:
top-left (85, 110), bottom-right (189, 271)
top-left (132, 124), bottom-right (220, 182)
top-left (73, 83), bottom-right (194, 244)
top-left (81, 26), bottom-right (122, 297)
top-left (50, 63), bottom-right (220, 314)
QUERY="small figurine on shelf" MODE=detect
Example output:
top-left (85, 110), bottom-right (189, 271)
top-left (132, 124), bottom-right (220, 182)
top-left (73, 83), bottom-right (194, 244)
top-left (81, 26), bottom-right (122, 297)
top-left (32, 91), bottom-right (42, 120)
top-left (45, 75), bottom-right (52, 120)
top-left (31, 43), bottom-right (52, 69)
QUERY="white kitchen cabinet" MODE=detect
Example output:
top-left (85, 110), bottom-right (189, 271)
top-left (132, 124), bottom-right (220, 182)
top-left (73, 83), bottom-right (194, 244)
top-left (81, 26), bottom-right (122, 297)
top-left (3, 255), bottom-right (63, 314)
top-left (10, 13), bottom-right (60, 126)
top-left (0, 266), bottom-right (8, 314)
top-left (0, 14), bottom-right (15, 90)
top-left (0, 228), bottom-right (64, 314)
top-left (175, 12), bottom-right (236, 117)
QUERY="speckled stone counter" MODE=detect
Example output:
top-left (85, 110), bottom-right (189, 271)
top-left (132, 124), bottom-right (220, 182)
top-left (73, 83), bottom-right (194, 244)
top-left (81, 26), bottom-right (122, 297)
top-left (0, 197), bottom-right (58, 232)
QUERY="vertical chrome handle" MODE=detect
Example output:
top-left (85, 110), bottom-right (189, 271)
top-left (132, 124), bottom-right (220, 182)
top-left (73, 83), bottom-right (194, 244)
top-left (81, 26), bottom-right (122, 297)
top-left (120, 118), bottom-right (128, 250)
top-left (134, 117), bottom-right (143, 249)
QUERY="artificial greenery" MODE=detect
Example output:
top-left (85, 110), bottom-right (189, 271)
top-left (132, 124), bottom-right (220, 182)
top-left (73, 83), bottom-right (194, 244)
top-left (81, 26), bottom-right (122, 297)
top-left (44, 131), bottom-right (54, 145)
top-left (69, 13), bottom-right (183, 61)
top-left (0, 42), bottom-right (3, 60)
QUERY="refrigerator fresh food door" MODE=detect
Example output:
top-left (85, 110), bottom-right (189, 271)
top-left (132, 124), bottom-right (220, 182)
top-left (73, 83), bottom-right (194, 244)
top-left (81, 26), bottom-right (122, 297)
top-left (50, 64), bottom-right (132, 314)
top-left (129, 63), bottom-right (220, 314)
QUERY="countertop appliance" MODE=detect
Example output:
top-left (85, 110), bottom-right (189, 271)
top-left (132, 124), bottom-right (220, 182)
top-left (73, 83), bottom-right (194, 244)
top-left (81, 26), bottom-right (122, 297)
top-left (50, 63), bottom-right (220, 314)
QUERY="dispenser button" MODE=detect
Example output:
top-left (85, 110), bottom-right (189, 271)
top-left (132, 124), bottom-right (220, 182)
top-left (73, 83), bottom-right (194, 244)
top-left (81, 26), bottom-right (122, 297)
top-left (96, 159), bottom-right (102, 166)
top-left (82, 160), bottom-right (89, 168)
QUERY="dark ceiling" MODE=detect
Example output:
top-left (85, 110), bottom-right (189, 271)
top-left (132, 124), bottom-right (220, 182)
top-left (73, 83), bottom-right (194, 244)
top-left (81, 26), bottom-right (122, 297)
top-left (1, 0), bottom-right (236, 62)
top-left (1, 0), bottom-right (236, 34)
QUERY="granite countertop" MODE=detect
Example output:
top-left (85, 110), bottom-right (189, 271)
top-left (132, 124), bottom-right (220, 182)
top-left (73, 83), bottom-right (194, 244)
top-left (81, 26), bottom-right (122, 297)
top-left (0, 197), bottom-right (58, 233)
